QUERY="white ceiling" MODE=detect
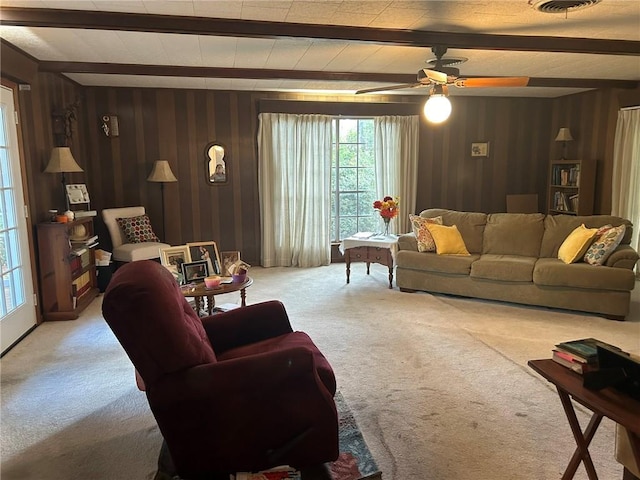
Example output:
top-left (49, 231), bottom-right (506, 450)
top-left (1, 0), bottom-right (639, 98)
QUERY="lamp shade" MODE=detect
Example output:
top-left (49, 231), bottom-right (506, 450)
top-left (555, 127), bottom-right (574, 142)
top-left (147, 160), bottom-right (177, 183)
top-left (424, 94), bottom-right (452, 124)
top-left (44, 147), bottom-right (83, 173)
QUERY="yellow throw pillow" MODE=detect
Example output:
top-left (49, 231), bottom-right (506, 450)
top-left (426, 224), bottom-right (470, 256)
top-left (558, 224), bottom-right (598, 264)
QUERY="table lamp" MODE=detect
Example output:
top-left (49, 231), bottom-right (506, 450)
top-left (44, 146), bottom-right (84, 211)
top-left (555, 127), bottom-right (574, 160)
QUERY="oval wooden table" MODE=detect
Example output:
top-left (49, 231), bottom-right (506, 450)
top-left (180, 276), bottom-right (253, 317)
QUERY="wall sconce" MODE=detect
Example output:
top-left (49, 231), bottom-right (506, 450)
top-left (101, 115), bottom-right (119, 137)
top-left (44, 147), bottom-right (84, 211)
top-left (423, 85), bottom-right (452, 124)
top-left (555, 127), bottom-right (574, 160)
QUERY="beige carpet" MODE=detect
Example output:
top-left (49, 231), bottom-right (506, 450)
top-left (1, 263), bottom-right (639, 480)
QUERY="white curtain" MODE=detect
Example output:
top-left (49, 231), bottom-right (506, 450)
top-left (611, 107), bottom-right (640, 276)
top-left (258, 113), bottom-right (333, 267)
top-left (374, 115), bottom-right (419, 234)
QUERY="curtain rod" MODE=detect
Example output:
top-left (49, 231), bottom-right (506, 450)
top-left (621, 105), bottom-right (640, 111)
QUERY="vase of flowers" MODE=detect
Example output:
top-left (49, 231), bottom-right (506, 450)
top-left (373, 196), bottom-right (399, 235)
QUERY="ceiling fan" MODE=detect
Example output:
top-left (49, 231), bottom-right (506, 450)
top-left (355, 46), bottom-right (530, 95)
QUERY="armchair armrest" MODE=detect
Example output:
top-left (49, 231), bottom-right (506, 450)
top-left (397, 232), bottom-right (418, 251)
top-left (201, 300), bottom-right (294, 354)
top-left (605, 245), bottom-right (640, 270)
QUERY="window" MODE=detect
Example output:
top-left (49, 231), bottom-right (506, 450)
top-left (330, 118), bottom-right (378, 241)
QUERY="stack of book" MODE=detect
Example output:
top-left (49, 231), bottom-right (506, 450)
top-left (552, 338), bottom-right (621, 374)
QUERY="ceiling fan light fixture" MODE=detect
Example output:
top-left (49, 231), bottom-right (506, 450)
top-left (424, 87), bottom-right (452, 124)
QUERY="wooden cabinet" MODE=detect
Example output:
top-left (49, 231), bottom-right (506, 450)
top-left (36, 217), bottom-right (99, 320)
top-left (547, 159), bottom-right (596, 216)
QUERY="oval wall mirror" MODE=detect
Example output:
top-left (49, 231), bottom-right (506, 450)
top-left (205, 142), bottom-right (227, 185)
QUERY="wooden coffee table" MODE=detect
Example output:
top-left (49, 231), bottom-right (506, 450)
top-left (181, 276), bottom-right (253, 317)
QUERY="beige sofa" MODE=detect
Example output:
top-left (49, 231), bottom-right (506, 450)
top-left (396, 209), bottom-right (639, 320)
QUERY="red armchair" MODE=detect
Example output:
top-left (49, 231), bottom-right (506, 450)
top-left (102, 260), bottom-right (338, 478)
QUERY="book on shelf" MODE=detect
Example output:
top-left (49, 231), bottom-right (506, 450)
top-left (235, 467), bottom-right (301, 480)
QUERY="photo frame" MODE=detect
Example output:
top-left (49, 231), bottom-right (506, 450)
top-left (66, 184), bottom-right (90, 204)
top-left (187, 241), bottom-right (222, 275)
top-left (160, 245), bottom-right (191, 283)
top-left (220, 251), bottom-right (241, 277)
top-left (181, 260), bottom-right (209, 283)
top-left (471, 142), bottom-right (490, 157)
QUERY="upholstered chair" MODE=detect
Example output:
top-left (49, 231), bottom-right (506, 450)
top-left (101, 206), bottom-right (169, 263)
top-left (102, 260), bottom-right (338, 479)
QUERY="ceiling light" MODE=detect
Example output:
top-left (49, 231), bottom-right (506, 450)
top-left (423, 86), bottom-right (452, 124)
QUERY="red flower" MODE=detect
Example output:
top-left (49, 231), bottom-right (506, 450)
top-left (372, 196), bottom-right (399, 220)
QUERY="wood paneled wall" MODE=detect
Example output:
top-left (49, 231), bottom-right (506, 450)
top-left (3, 40), bottom-right (636, 268)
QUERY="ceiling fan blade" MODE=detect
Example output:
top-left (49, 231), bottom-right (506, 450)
top-left (355, 83), bottom-right (424, 95)
top-left (419, 68), bottom-right (448, 84)
top-left (453, 77), bottom-right (530, 88)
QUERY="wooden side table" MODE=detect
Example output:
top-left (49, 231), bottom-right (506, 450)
top-left (340, 234), bottom-right (398, 289)
top-left (181, 277), bottom-right (253, 317)
top-left (528, 359), bottom-right (640, 480)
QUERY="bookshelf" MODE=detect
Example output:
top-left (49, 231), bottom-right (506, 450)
top-left (547, 159), bottom-right (596, 216)
top-left (36, 217), bottom-right (99, 320)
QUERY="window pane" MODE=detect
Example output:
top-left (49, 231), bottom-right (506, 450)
top-left (359, 216), bottom-right (379, 233)
top-left (339, 119), bottom-right (358, 143)
top-left (339, 167), bottom-right (357, 191)
top-left (339, 144), bottom-right (357, 167)
top-left (359, 144), bottom-right (374, 167)
top-left (357, 191), bottom-right (377, 216)
top-left (358, 167), bottom-right (375, 191)
top-left (339, 192), bottom-right (357, 216)
top-left (339, 216), bottom-right (358, 240)
top-left (358, 119), bottom-right (373, 144)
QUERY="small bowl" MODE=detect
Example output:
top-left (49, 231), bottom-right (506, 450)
top-left (232, 273), bottom-right (247, 283)
top-left (204, 275), bottom-right (222, 289)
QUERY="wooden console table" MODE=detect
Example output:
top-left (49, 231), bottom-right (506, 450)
top-left (528, 359), bottom-right (640, 480)
top-left (340, 234), bottom-right (398, 289)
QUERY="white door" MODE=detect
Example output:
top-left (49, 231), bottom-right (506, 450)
top-left (0, 85), bottom-right (36, 354)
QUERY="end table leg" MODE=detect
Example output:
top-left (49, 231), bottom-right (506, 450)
top-left (345, 252), bottom-right (351, 284)
top-left (388, 265), bottom-right (393, 289)
top-left (366, 261), bottom-right (371, 275)
top-left (207, 295), bottom-right (214, 316)
top-left (240, 288), bottom-right (247, 307)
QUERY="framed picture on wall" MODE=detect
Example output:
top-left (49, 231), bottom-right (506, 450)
top-left (471, 142), bottom-right (490, 157)
top-left (187, 242), bottom-right (222, 275)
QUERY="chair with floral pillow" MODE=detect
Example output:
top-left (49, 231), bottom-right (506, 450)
top-left (102, 206), bottom-right (170, 264)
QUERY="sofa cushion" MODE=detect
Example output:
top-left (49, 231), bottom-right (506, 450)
top-left (470, 254), bottom-right (537, 282)
top-left (409, 214), bottom-right (442, 252)
top-left (584, 224), bottom-right (626, 266)
top-left (533, 258), bottom-right (636, 291)
top-left (427, 224), bottom-right (470, 255)
top-left (396, 250), bottom-right (480, 275)
top-left (420, 209), bottom-right (487, 253)
top-left (540, 215), bottom-right (633, 258)
top-left (483, 213), bottom-right (544, 257)
top-left (558, 224), bottom-right (598, 264)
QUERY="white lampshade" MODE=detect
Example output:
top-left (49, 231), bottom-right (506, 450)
top-left (555, 127), bottom-right (574, 142)
top-left (424, 94), bottom-right (452, 124)
top-left (147, 160), bottom-right (177, 183)
top-left (44, 147), bottom-right (84, 173)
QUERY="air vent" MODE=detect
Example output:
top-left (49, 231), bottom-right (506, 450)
top-left (530, 0), bottom-right (601, 13)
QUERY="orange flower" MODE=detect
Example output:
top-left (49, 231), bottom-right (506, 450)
top-left (373, 196), bottom-right (399, 219)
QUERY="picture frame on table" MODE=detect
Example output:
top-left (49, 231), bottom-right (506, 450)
top-left (187, 241), bottom-right (222, 275)
top-left (181, 260), bottom-right (209, 283)
top-left (220, 251), bottom-right (241, 277)
top-left (160, 245), bottom-right (191, 284)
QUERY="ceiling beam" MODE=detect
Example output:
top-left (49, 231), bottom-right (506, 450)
top-left (38, 61), bottom-right (640, 90)
top-left (3, 7), bottom-right (639, 56)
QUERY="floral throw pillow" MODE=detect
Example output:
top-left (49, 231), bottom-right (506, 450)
top-left (583, 224), bottom-right (626, 266)
top-left (409, 214), bottom-right (443, 252)
top-left (116, 215), bottom-right (160, 244)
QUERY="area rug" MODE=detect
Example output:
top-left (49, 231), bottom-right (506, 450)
top-left (155, 391), bottom-right (382, 480)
